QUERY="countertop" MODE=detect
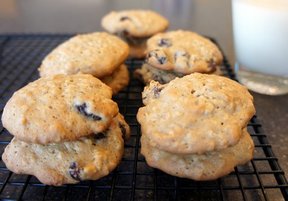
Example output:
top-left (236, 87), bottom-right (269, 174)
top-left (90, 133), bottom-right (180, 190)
top-left (0, 0), bottom-right (287, 197)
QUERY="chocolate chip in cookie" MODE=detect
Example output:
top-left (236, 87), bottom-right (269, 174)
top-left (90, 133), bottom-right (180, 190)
top-left (147, 50), bottom-right (167, 65)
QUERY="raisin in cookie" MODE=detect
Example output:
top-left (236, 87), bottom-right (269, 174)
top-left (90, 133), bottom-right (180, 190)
top-left (137, 73), bottom-right (255, 154)
top-left (2, 74), bottom-right (119, 144)
top-left (145, 30), bottom-right (223, 75)
top-left (141, 129), bottom-right (254, 181)
top-left (38, 32), bottom-right (129, 78)
top-left (2, 115), bottom-right (130, 186)
top-left (101, 64), bottom-right (130, 94)
top-left (134, 63), bottom-right (223, 85)
top-left (101, 10), bottom-right (169, 58)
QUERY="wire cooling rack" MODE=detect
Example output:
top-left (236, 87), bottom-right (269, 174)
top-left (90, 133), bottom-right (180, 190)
top-left (0, 34), bottom-right (287, 201)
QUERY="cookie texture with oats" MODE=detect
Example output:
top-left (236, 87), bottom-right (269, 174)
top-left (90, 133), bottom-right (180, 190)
top-left (2, 115), bottom-right (130, 186)
top-left (145, 30), bottom-right (223, 75)
top-left (39, 32), bottom-right (129, 78)
top-left (141, 129), bottom-right (254, 181)
top-left (101, 64), bottom-right (130, 94)
top-left (1, 74), bottom-right (119, 144)
top-left (101, 10), bottom-right (169, 37)
top-left (137, 73), bottom-right (255, 154)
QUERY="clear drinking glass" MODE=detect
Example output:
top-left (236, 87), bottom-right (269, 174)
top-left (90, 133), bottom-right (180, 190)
top-left (232, 0), bottom-right (288, 95)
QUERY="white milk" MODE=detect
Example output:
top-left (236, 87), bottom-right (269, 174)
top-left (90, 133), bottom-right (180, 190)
top-left (232, 0), bottom-right (288, 95)
top-left (233, 0), bottom-right (288, 76)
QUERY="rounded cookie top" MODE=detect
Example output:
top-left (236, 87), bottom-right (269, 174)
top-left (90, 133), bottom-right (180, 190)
top-left (146, 30), bottom-right (223, 74)
top-left (141, 129), bottom-right (254, 180)
top-left (101, 64), bottom-right (130, 94)
top-left (128, 43), bottom-right (147, 59)
top-left (2, 74), bottom-right (119, 144)
top-left (101, 10), bottom-right (169, 37)
top-left (137, 73), bottom-right (255, 154)
top-left (2, 116), bottom-right (127, 186)
top-left (39, 32), bottom-right (129, 78)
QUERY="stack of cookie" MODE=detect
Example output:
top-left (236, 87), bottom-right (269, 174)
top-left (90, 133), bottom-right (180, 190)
top-left (135, 30), bottom-right (223, 84)
top-left (38, 32), bottom-right (130, 94)
top-left (101, 10), bottom-right (169, 58)
top-left (137, 73), bottom-right (255, 180)
top-left (2, 74), bottom-right (130, 186)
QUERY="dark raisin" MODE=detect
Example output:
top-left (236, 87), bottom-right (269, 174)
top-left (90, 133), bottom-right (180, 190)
top-left (69, 162), bottom-right (81, 181)
top-left (75, 103), bottom-right (101, 121)
top-left (153, 86), bottom-right (164, 98)
top-left (120, 16), bottom-right (131, 21)
top-left (94, 132), bottom-right (106, 140)
top-left (208, 59), bottom-right (217, 71)
top-left (158, 38), bottom-right (172, 47)
top-left (158, 57), bottom-right (167, 64)
top-left (119, 123), bottom-right (126, 139)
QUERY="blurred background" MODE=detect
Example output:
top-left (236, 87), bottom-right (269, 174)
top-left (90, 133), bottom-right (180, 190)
top-left (0, 0), bottom-right (234, 63)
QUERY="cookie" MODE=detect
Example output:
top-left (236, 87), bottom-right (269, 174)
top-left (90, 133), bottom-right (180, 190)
top-left (141, 129), bottom-right (254, 181)
top-left (101, 10), bottom-right (169, 58)
top-left (135, 63), bottom-right (223, 85)
top-left (129, 44), bottom-right (147, 59)
top-left (145, 30), bottom-right (223, 74)
top-left (113, 30), bottom-right (149, 57)
top-left (2, 116), bottom-right (128, 186)
top-left (101, 64), bottom-right (130, 94)
top-left (137, 73), bottom-right (255, 154)
top-left (101, 10), bottom-right (169, 37)
top-left (38, 32), bottom-right (129, 78)
top-left (116, 113), bottom-right (131, 140)
top-left (1, 74), bottom-right (119, 144)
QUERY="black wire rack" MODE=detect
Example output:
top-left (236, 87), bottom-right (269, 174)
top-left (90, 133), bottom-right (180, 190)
top-left (0, 34), bottom-right (287, 201)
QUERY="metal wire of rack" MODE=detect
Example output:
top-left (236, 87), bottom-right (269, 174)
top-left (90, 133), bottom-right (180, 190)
top-left (0, 34), bottom-right (287, 201)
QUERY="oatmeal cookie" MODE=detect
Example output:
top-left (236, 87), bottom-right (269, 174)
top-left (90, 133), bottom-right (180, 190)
top-left (2, 74), bottom-right (119, 144)
top-left (137, 73), bottom-right (255, 154)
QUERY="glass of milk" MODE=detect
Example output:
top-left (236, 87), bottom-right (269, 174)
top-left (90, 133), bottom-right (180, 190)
top-left (232, 0), bottom-right (288, 95)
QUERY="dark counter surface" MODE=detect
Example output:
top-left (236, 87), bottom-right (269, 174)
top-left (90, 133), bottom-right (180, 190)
top-left (0, 0), bottom-right (287, 198)
top-left (252, 92), bottom-right (288, 174)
